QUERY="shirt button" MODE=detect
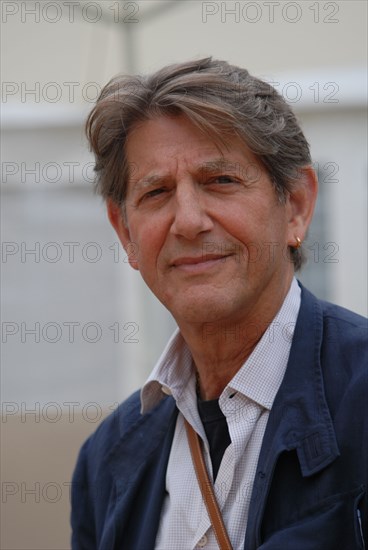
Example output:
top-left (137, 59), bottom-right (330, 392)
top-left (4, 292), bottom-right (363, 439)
top-left (197, 535), bottom-right (208, 547)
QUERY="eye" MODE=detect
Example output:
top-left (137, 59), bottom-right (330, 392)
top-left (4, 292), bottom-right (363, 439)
top-left (142, 187), bottom-right (166, 200)
top-left (210, 175), bottom-right (238, 184)
top-left (216, 175), bottom-right (234, 183)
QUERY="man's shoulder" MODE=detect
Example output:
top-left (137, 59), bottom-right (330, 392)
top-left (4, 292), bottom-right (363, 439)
top-left (89, 390), bottom-right (141, 446)
top-left (301, 285), bottom-right (367, 341)
top-left (318, 295), bottom-right (367, 350)
top-left (301, 289), bottom-right (367, 397)
top-left (297, 286), bottom-right (367, 387)
top-left (79, 391), bottom-right (176, 468)
top-left (319, 296), bottom-right (367, 328)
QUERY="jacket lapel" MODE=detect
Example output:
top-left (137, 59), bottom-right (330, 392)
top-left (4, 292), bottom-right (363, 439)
top-left (100, 396), bottom-right (178, 549)
top-left (245, 285), bottom-right (340, 549)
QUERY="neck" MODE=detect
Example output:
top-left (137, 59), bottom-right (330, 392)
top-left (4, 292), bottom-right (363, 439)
top-left (178, 276), bottom-right (294, 400)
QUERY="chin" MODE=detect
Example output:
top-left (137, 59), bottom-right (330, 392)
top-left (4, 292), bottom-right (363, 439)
top-left (167, 292), bottom-right (241, 325)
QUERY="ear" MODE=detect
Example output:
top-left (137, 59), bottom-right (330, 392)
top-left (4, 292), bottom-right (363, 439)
top-left (286, 166), bottom-right (318, 247)
top-left (106, 199), bottom-right (139, 270)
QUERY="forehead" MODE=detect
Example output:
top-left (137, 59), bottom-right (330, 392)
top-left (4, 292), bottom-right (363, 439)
top-left (125, 115), bottom-right (262, 184)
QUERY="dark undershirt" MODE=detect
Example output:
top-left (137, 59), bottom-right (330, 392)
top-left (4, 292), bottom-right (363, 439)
top-left (197, 396), bottom-right (231, 482)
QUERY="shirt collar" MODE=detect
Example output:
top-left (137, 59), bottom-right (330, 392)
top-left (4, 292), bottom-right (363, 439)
top-left (140, 328), bottom-right (192, 414)
top-left (141, 278), bottom-right (301, 414)
top-left (222, 277), bottom-right (301, 410)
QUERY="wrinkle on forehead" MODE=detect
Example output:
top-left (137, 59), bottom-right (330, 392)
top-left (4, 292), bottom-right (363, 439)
top-left (129, 157), bottom-right (254, 196)
top-left (125, 115), bottom-right (263, 194)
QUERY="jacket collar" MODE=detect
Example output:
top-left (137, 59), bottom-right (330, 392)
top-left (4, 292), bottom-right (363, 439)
top-left (102, 395), bottom-right (177, 549)
top-left (245, 283), bottom-right (340, 548)
top-left (269, 283), bottom-right (340, 476)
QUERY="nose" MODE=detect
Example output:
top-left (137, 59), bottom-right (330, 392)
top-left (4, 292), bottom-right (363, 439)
top-left (170, 181), bottom-right (214, 240)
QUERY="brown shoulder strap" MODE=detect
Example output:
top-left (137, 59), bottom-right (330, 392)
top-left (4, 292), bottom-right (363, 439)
top-left (184, 418), bottom-right (233, 550)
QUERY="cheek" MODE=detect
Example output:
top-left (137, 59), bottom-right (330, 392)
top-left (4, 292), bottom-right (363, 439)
top-left (131, 223), bottom-right (166, 270)
top-left (225, 206), bottom-right (287, 262)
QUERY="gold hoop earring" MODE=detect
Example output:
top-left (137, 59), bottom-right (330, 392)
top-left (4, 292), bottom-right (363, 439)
top-left (294, 236), bottom-right (302, 249)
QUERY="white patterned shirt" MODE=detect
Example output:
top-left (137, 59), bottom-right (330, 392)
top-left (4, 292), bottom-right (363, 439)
top-left (141, 278), bottom-right (301, 550)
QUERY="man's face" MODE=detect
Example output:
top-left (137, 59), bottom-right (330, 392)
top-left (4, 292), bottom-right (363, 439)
top-left (115, 115), bottom-right (297, 326)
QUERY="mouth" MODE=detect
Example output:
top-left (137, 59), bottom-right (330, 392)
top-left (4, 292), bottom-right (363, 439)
top-left (171, 254), bottom-right (232, 273)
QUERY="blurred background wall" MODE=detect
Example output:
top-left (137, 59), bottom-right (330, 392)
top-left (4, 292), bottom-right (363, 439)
top-left (1, 1), bottom-right (367, 547)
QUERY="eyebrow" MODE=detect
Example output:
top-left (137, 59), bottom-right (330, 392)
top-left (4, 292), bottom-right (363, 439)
top-left (199, 159), bottom-right (243, 174)
top-left (130, 158), bottom-right (247, 193)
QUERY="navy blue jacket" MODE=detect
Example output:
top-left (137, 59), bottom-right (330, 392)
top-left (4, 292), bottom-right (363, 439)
top-left (71, 286), bottom-right (368, 549)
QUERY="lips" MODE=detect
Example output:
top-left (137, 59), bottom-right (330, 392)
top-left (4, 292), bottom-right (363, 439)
top-left (171, 254), bottom-right (230, 267)
top-left (171, 254), bottom-right (230, 274)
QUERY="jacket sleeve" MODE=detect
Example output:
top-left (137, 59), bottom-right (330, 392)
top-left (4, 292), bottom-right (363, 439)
top-left (71, 437), bottom-right (96, 549)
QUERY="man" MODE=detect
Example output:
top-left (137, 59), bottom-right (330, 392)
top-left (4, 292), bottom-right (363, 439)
top-left (71, 58), bottom-right (367, 549)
